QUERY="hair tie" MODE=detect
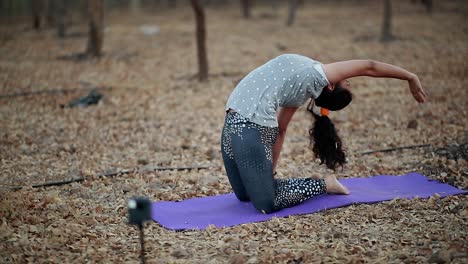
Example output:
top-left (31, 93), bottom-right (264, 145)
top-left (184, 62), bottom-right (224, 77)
top-left (312, 101), bottom-right (329, 117)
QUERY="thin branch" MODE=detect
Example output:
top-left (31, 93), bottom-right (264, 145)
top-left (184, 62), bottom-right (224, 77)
top-left (359, 144), bottom-right (432, 156)
top-left (3, 178), bottom-right (84, 191)
top-left (4, 165), bottom-right (220, 191)
top-left (0, 85), bottom-right (111, 99)
top-left (3, 144), bottom-right (435, 190)
top-left (138, 165), bottom-right (219, 173)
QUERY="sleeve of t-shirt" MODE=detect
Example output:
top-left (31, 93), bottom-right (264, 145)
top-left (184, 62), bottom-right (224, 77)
top-left (313, 64), bottom-right (330, 85)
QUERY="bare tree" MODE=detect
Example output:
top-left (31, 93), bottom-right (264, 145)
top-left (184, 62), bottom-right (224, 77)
top-left (130, 0), bottom-right (142, 14)
top-left (56, 0), bottom-right (67, 38)
top-left (32, 0), bottom-right (44, 30)
top-left (271, 0), bottom-right (278, 17)
top-left (190, 0), bottom-right (209, 81)
top-left (46, 0), bottom-right (56, 27)
top-left (169, 0), bottom-right (177, 8)
top-left (286, 0), bottom-right (298, 27)
top-left (86, 0), bottom-right (104, 57)
top-left (241, 0), bottom-right (251, 19)
top-left (411, 0), bottom-right (433, 14)
top-left (422, 0), bottom-right (433, 14)
top-left (381, 0), bottom-right (395, 42)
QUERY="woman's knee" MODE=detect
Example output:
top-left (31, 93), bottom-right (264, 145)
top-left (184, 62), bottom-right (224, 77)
top-left (252, 198), bottom-right (276, 214)
top-left (234, 192), bottom-right (250, 202)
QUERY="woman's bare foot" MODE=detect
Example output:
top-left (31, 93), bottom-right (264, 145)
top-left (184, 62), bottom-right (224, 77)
top-left (324, 175), bottom-right (350, 195)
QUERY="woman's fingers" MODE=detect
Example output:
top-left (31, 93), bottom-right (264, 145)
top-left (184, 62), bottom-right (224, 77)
top-left (414, 92), bottom-right (422, 103)
top-left (416, 91), bottom-right (426, 103)
top-left (421, 87), bottom-right (428, 97)
top-left (411, 90), bottom-right (424, 103)
top-left (417, 85), bottom-right (427, 100)
top-left (420, 91), bottom-right (427, 101)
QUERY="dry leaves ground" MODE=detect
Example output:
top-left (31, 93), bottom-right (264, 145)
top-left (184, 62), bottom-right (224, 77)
top-left (0, 1), bottom-right (467, 263)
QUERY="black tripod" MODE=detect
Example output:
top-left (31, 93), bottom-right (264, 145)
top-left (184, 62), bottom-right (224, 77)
top-left (128, 197), bottom-right (152, 264)
top-left (138, 223), bottom-right (146, 264)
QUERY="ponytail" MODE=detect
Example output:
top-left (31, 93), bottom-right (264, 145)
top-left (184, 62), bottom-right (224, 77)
top-left (307, 83), bottom-right (352, 170)
top-left (309, 113), bottom-right (346, 170)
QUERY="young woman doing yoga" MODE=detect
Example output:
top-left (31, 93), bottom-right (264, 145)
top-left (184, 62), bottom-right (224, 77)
top-left (221, 54), bottom-right (426, 214)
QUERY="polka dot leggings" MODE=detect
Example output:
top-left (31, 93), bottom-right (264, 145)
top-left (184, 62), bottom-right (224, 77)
top-left (221, 111), bottom-right (327, 214)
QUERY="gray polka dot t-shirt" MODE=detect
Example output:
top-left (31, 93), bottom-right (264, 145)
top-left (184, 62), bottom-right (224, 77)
top-left (226, 54), bottom-right (330, 127)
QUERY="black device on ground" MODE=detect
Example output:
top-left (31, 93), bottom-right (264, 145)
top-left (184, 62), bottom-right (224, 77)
top-left (128, 197), bottom-right (152, 264)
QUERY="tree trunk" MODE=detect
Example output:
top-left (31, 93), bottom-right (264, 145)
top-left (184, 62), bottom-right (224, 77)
top-left (46, 0), bottom-right (56, 27)
top-left (168, 0), bottom-right (176, 8)
top-left (190, 0), bottom-right (208, 81)
top-left (422, 0), bottom-right (433, 14)
top-left (130, 0), bottom-right (142, 15)
top-left (86, 0), bottom-right (104, 57)
top-left (380, 0), bottom-right (395, 42)
top-left (286, 0), bottom-right (298, 27)
top-left (56, 0), bottom-right (66, 38)
top-left (411, 0), bottom-right (433, 14)
top-left (32, 0), bottom-right (43, 30)
top-left (241, 0), bottom-right (250, 19)
top-left (270, 0), bottom-right (278, 16)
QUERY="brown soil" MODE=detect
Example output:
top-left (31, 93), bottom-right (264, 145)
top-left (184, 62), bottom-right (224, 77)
top-left (1, 1), bottom-right (467, 263)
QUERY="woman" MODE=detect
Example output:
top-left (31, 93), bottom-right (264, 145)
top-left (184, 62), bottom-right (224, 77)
top-left (221, 54), bottom-right (426, 214)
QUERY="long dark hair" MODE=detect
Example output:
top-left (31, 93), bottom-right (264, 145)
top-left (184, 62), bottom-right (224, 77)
top-left (308, 84), bottom-right (352, 170)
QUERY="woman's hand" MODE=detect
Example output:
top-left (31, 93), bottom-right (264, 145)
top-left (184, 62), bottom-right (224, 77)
top-left (408, 74), bottom-right (427, 103)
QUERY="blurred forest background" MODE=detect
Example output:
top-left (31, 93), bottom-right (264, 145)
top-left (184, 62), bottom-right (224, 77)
top-left (1, 0), bottom-right (467, 263)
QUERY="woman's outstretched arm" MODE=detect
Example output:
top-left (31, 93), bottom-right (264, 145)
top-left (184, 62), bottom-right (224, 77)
top-left (322, 60), bottom-right (427, 103)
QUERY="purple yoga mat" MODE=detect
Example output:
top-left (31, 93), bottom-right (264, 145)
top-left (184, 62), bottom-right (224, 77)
top-left (152, 173), bottom-right (466, 230)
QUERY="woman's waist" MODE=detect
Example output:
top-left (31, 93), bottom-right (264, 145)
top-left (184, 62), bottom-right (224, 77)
top-left (225, 109), bottom-right (278, 128)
